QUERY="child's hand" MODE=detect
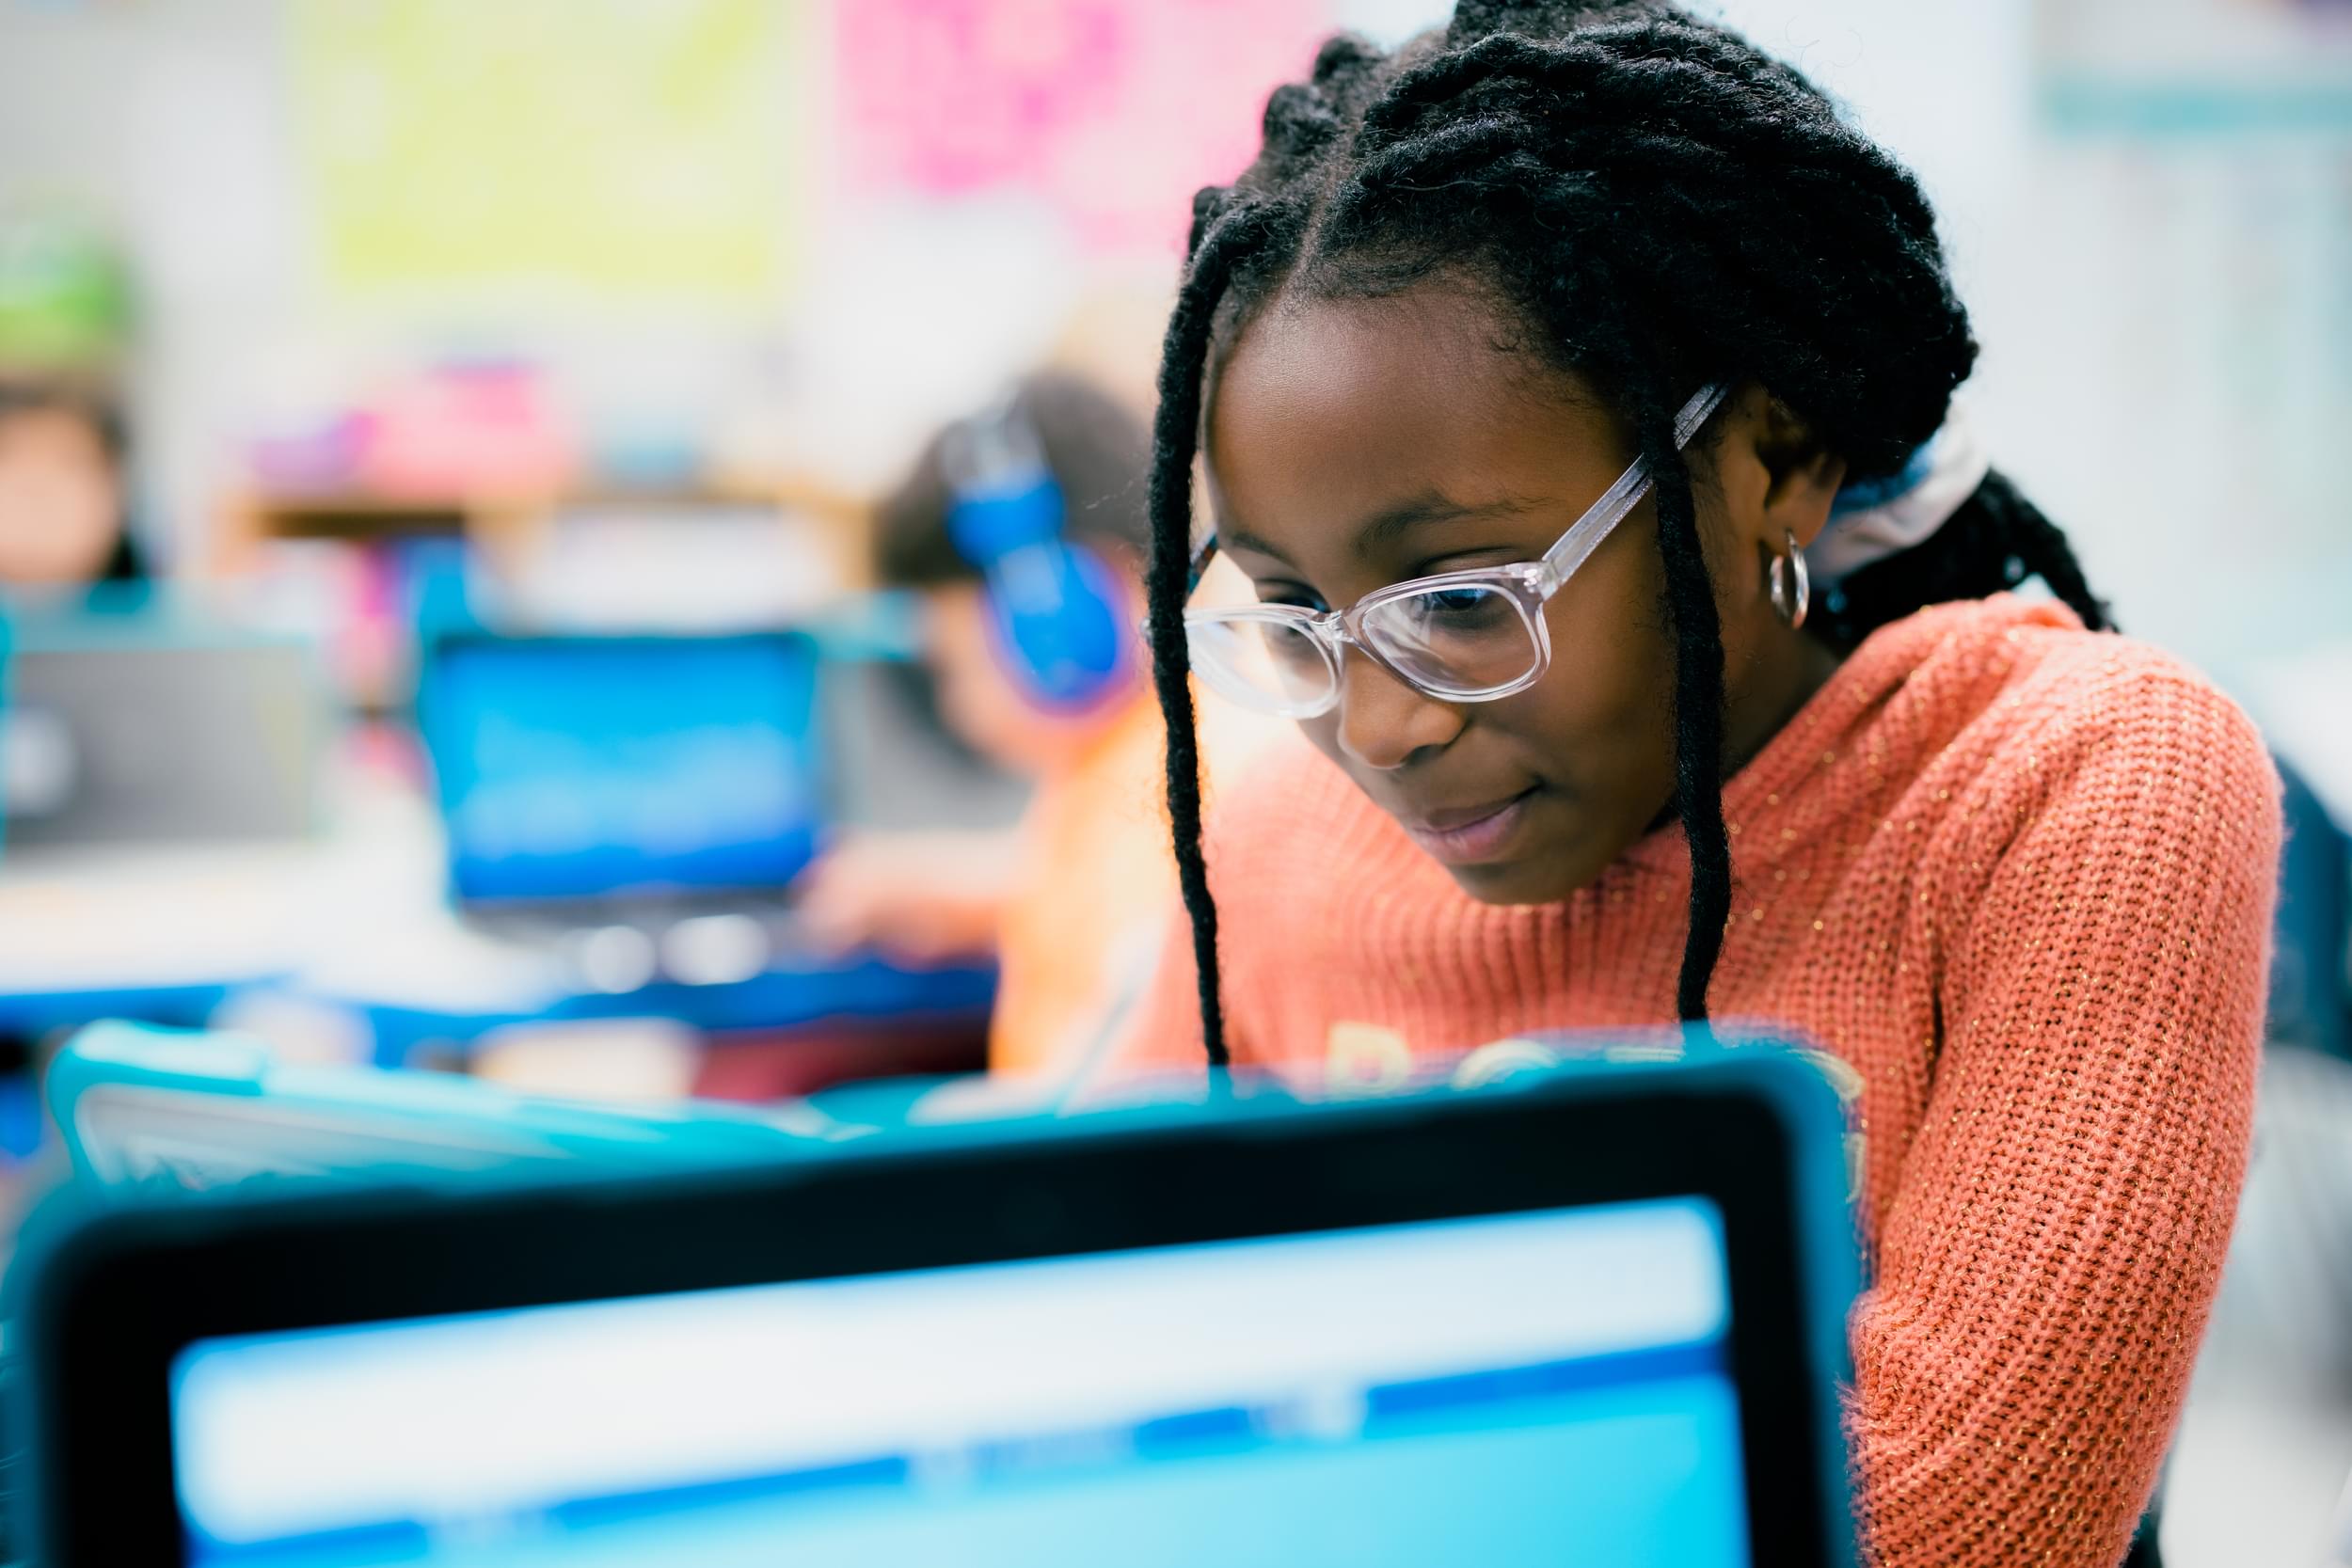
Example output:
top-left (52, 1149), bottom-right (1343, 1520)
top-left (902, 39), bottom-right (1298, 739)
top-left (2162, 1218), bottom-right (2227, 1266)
top-left (795, 832), bottom-right (1021, 965)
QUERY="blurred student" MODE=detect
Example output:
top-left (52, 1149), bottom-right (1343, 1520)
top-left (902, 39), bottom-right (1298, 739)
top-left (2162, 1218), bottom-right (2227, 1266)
top-left (0, 379), bottom-right (144, 595)
top-left (800, 372), bottom-right (1264, 1085)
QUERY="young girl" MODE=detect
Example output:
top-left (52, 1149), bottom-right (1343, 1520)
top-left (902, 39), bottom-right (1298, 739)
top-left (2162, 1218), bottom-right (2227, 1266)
top-left (1111, 4), bottom-right (2283, 1565)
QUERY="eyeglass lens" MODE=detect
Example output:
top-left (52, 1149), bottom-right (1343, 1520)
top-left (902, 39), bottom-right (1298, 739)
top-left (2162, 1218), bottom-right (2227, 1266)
top-left (1189, 581), bottom-right (1542, 713)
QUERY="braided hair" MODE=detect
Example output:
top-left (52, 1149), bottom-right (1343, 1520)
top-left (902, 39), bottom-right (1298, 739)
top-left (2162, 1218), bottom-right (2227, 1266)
top-left (1146, 0), bottom-right (2112, 1067)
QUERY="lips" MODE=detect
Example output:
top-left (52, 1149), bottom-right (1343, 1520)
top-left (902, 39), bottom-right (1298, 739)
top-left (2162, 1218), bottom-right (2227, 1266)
top-left (1399, 786), bottom-right (1539, 866)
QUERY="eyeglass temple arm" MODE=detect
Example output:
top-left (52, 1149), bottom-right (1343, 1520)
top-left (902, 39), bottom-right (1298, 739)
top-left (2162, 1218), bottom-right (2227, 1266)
top-left (1184, 382), bottom-right (1728, 599)
top-left (1536, 382), bottom-right (1730, 590)
top-left (1186, 534), bottom-right (1218, 597)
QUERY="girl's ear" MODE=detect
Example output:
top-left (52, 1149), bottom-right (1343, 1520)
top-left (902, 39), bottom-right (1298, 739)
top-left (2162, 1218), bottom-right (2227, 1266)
top-left (1714, 383), bottom-right (1847, 553)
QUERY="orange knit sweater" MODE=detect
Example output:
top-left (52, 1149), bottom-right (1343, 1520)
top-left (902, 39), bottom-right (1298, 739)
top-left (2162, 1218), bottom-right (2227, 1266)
top-left (1113, 595), bottom-right (2282, 1568)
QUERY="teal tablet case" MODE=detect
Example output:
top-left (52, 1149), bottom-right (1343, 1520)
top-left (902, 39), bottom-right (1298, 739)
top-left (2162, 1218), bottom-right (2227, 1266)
top-left (45, 1022), bottom-right (872, 1196)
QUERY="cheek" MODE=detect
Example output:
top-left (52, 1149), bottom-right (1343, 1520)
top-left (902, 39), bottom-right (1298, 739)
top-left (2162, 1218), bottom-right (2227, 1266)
top-left (932, 643), bottom-right (1026, 758)
top-left (1518, 534), bottom-right (1679, 799)
top-left (0, 463), bottom-right (119, 579)
top-left (1294, 711), bottom-right (1345, 773)
top-left (1294, 535), bottom-right (1682, 801)
top-left (928, 610), bottom-right (1081, 775)
top-left (928, 606), bottom-right (1012, 742)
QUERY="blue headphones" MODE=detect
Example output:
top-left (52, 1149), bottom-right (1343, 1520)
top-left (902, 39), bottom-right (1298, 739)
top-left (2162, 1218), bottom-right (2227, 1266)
top-left (943, 399), bottom-right (1130, 712)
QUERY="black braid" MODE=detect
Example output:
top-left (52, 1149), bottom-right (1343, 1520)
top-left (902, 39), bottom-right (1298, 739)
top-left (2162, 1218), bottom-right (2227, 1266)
top-left (1143, 0), bottom-right (2115, 1065)
top-left (1632, 400), bottom-right (1735, 1019)
top-left (1146, 199), bottom-right (1302, 1069)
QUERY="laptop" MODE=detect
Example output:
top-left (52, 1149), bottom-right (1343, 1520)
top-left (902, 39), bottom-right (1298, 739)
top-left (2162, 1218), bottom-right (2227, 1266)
top-left (415, 628), bottom-right (1025, 991)
top-left (415, 629), bottom-right (829, 974)
top-left (0, 608), bottom-right (324, 853)
top-left (15, 1047), bottom-right (1861, 1567)
top-left (419, 628), bottom-right (826, 907)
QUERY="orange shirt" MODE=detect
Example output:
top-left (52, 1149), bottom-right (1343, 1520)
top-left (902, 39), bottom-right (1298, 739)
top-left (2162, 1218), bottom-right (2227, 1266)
top-left (989, 689), bottom-right (1273, 1081)
top-left (1114, 595), bottom-right (2282, 1568)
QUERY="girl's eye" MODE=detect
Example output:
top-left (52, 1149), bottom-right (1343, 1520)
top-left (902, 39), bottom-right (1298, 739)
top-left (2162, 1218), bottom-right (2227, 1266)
top-left (1383, 584), bottom-right (1516, 641)
top-left (1253, 585), bottom-right (1327, 614)
top-left (1419, 587), bottom-right (1509, 624)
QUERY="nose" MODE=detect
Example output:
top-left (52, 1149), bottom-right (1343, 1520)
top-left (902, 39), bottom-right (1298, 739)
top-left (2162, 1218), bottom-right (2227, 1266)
top-left (1333, 646), bottom-right (1464, 770)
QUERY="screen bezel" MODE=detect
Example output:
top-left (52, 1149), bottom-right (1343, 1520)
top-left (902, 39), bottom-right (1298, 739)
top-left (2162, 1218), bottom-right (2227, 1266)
top-left (24, 1077), bottom-right (1851, 1566)
top-left (413, 627), bottom-right (827, 908)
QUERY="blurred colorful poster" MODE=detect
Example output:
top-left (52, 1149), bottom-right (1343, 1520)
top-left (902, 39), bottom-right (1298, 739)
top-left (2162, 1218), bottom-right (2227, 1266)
top-left (2038, 0), bottom-right (2352, 116)
top-left (291, 0), bottom-right (799, 304)
top-left (836, 0), bottom-right (1336, 254)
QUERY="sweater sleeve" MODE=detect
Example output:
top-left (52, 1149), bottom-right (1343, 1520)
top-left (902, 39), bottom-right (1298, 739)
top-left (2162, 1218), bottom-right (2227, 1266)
top-left (1848, 670), bottom-right (2281, 1568)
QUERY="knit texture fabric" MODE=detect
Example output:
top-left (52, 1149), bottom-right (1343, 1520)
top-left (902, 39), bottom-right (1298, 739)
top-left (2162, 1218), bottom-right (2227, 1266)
top-left (1112, 594), bottom-right (2282, 1568)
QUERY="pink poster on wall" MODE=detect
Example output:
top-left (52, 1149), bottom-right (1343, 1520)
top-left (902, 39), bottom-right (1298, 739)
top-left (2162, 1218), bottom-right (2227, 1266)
top-left (837, 0), bottom-right (1336, 254)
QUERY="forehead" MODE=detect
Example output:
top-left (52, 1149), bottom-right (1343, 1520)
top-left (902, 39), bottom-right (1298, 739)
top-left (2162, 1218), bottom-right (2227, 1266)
top-left (0, 407), bottom-right (109, 462)
top-left (1202, 284), bottom-right (1625, 550)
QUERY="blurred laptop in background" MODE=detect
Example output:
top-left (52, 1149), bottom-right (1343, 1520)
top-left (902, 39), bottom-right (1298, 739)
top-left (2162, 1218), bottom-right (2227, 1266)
top-left (2, 614), bottom-right (325, 856)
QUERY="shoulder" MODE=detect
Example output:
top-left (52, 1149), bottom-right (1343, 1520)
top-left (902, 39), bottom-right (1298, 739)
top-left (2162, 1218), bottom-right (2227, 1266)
top-left (1987, 612), bottom-right (2271, 807)
top-left (1888, 601), bottom-right (2283, 904)
top-left (1876, 596), bottom-right (2275, 799)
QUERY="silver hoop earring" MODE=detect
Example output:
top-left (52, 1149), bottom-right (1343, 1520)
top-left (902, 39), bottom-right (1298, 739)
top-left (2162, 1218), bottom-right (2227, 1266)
top-left (1769, 530), bottom-right (1809, 629)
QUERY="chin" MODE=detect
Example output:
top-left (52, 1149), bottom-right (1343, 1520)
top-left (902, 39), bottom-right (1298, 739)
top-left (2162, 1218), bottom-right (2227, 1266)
top-left (1438, 850), bottom-right (1598, 908)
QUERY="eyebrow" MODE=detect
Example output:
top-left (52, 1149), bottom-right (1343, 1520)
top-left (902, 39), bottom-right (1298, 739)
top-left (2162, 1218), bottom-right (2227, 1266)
top-left (1220, 493), bottom-right (1544, 570)
top-left (1357, 493), bottom-right (1542, 553)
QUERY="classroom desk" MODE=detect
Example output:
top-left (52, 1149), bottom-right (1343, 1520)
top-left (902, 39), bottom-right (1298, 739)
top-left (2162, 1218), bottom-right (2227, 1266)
top-left (329, 956), bottom-right (993, 1077)
top-left (0, 745), bottom-right (994, 1087)
top-left (0, 841), bottom-right (328, 1037)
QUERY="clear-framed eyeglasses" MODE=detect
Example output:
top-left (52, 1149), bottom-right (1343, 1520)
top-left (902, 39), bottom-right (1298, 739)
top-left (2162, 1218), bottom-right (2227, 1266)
top-left (1183, 382), bottom-right (1728, 720)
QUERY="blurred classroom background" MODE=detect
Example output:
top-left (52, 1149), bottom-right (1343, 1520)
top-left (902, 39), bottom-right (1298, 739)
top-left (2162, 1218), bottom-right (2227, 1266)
top-left (0, 0), bottom-right (2346, 1562)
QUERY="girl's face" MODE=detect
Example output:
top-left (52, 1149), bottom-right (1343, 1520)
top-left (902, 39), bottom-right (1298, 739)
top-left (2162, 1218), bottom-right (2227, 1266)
top-left (1202, 283), bottom-right (1844, 906)
top-left (0, 409), bottom-right (123, 588)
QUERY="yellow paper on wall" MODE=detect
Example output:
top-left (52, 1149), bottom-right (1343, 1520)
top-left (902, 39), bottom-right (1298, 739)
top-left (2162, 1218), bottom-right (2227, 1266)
top-left (291, 0), bottom-right (797, 304)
